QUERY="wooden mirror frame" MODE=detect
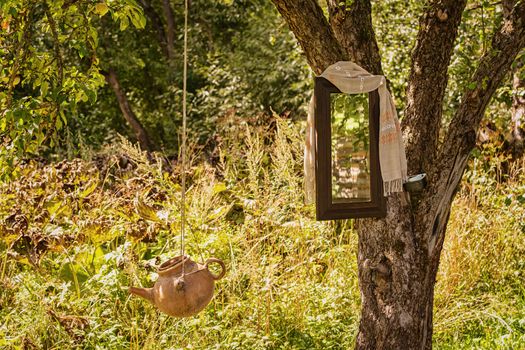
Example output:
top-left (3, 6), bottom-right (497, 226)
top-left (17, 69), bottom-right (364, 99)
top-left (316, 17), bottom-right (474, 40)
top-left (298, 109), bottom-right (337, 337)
top-left (314, 77), bottom-right (386, 220)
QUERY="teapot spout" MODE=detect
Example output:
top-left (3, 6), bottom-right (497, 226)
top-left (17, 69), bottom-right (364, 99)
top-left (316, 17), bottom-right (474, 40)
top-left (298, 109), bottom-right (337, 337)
top-left (129, 286), bottom-right (154, 304)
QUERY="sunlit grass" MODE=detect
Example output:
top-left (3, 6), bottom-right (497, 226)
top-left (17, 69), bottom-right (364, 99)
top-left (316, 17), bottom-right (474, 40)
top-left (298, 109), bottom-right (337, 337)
top-left (434, 157), bottom-right (525, 349)
top-left (1, 117), bottom-right (524, 349)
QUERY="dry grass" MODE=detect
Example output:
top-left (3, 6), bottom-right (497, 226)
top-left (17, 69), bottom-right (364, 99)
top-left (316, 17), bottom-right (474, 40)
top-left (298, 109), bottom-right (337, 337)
top-left (1, 117), bottom-right (524, 349)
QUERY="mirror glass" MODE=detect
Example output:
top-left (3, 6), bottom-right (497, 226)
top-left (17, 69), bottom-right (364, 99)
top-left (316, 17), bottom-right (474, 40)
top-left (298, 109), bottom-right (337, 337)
top-left (330, 93), bottom-right (371, 203)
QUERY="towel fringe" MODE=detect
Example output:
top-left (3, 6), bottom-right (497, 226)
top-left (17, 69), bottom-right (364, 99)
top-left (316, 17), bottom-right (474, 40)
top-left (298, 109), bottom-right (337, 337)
top-left (384, 178), bottom-right (404, 196)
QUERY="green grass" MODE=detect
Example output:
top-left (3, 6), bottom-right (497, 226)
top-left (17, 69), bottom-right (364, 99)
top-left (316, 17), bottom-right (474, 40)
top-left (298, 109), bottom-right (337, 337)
top-left (433, 157), bottom-right (525, 349)
top-left (1, 118), bottom-right (524, 349)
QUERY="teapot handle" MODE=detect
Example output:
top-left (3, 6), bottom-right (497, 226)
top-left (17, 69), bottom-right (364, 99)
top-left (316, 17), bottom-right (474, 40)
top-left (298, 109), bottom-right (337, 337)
top-left (205, 258), bottom-right (226, 280)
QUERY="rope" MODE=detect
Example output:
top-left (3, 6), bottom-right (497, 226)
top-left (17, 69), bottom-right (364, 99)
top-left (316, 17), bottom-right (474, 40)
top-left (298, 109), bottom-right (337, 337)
top-left (180, 0), bottom-right (189, 277)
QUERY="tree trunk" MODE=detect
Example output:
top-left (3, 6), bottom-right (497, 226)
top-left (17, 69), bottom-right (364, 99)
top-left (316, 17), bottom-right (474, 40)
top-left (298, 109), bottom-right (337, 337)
top-left (355, 196), bottom-right (419, 349)
top-left (105, 69), bottom-right (155, 151)
top-left (271, 0), bottom-right (525, 348)
top-left (163, 0), bottom-right (176, 61)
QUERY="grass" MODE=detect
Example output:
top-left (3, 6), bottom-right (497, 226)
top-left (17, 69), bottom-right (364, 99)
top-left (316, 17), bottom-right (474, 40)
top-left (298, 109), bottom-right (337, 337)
top-left (433, 157), bottom-right (525, 349)
top-left (1, 116), bottom-right (524, 349)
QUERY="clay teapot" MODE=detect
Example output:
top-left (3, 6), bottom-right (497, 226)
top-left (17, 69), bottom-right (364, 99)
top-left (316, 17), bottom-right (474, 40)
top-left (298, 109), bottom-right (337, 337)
top-left (129, 255), bottom-right (226, 317)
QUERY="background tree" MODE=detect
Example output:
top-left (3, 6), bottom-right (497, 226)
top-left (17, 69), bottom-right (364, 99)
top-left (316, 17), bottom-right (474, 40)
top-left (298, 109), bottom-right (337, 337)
top-left (1, 0), bottom-right (309, 167)
top-left (86, 0), bottom-right (309, 153)
top-left (0, 0), bottom-right (146, 174)
top-left (270, 0), bottom-right (525, 349)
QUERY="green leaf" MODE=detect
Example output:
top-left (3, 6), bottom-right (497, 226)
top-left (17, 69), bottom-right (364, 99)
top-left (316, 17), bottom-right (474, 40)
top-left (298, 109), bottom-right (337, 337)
top-left (55, 115), bottom-right (63, 130)
top-left (135, 196), bottom-right (161, 222)
top-left (119, 16), bottom-right (129, 31)
top-left (82, 86), bottom-right (97, 103)
top-left (212, 182), bottom-right (227, 194)
top-left (0, 117), bottom-right (6, 132)
top-left (60, 109), bottom-right (67, 126)
top-left (77, 45), bottom-right (88, 58)
top-left (60, 262), bottom-right (89, 284)
top-left (88, 27), bottom-right (98, 48)
top-left (80, 180), bottom-right (98, 199)
top-left (94, 3), bottom-right (109, 17)
top-left (40, 81), bottom-right (48, 97)
top-left (45, 200), bottom-right (63, 217)
top-left (129, 10), bottom-right (146, 29)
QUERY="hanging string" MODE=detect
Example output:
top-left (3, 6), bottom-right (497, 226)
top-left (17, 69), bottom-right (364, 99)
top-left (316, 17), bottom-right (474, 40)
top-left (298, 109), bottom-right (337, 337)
top-left (180, 0), bottom-right (189, 276)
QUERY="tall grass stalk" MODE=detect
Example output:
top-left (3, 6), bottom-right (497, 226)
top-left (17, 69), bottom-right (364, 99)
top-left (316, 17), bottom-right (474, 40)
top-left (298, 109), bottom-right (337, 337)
top-left (0, 116), bottom-right (523, 349)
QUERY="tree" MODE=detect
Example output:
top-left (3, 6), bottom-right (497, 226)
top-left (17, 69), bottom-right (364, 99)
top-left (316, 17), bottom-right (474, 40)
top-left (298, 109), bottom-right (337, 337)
top-left (0, 0), bottom-right (146, 173)
top-left (1, 0), bottom-right (309, 165)
top-left (270, 0), bottom-right (525, 349)
top-left (104, 68), bottom-right (155, 151)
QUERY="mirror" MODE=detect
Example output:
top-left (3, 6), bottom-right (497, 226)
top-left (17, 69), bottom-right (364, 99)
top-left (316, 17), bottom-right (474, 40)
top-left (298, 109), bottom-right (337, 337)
top-left (330, 93), bottom-right (371, 203)
top-left (314, 77), bottom-right (385, 220)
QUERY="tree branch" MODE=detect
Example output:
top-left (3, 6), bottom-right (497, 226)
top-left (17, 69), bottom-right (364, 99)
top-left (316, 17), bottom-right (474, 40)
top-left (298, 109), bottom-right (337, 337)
top-left (441, 1), bottom-right (525, 162)
top-left (270, 0), bottom-right (346, 74)
top-left (509, 57), bottom-right (525, 157)
top-left (104, 69), bottom-right (155, 151)
top-left (163, 0), bottom-right (176, 61)
top-left (44, 2), bottom-right (63, 88)
top-left (428, 1), bottom-right (525, 253)
top-left (402, 0), bottom-right (468, 175)
top-left (326, 0), bottom-right (383, 74)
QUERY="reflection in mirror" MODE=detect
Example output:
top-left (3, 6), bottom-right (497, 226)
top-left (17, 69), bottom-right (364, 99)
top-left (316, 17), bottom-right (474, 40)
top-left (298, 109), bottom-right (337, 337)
top-left (330, 93), bottom-right (371, 203)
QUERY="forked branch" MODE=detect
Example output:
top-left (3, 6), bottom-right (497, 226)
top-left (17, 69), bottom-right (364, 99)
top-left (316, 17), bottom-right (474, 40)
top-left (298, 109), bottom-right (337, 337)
top-left (326, 0), bottom-right (382, 74)
top-left (428, 1), bottom-right (525, 253)
top-left (270, 0), bottom-right (345, 74)
top-left (440, 1), bottom-right (525, 170)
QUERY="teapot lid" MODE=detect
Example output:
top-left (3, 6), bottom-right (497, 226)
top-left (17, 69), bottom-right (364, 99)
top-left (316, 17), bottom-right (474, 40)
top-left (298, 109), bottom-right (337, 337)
top-left (158, 255), bottom-right (190, 275)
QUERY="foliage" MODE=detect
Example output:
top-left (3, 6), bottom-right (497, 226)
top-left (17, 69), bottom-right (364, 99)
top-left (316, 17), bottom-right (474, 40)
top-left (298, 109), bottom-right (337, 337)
top-left (0, 0), bottom-right (310, 168)
top-left (1, 116), bottom-right (524, 349)
top-left (0, 0), bottom-right (147, 178)
top-left (445, 1), bottom-right (517, 125)
top-left (372, 0), bottom-right (422, 116)
top-left (372, 0), bottom-right (522, 128)
top-left (434, 153), bottom-right (525, 349)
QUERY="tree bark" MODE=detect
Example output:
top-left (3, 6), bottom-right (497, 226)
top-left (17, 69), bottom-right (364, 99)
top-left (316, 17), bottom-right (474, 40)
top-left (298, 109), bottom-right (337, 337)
top-left (503, 0), bottom-right (515, 16)
top-left (326, 0), bottom-right (383, 75)
top-left (163, 0), bottom-right (176, 61)
top-left (403, 1), bottom-right (467, 175)
top-left (105, 69), bottom-right (155, 151)
top-left (501, 0), bottom-right (525, 159)
top-left (270, 0), bottom-right (346, 74)
top-left (272, 0), bottom-right (525, 349)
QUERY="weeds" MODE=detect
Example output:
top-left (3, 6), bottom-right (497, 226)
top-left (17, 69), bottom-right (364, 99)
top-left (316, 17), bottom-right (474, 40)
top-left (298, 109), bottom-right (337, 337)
top-left (0, 116), bottom-right (524, 349)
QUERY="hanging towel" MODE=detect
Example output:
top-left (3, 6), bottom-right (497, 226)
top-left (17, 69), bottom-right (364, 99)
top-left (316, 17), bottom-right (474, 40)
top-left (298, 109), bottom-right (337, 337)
top-left (304, 61), bottom-right (407, 203)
